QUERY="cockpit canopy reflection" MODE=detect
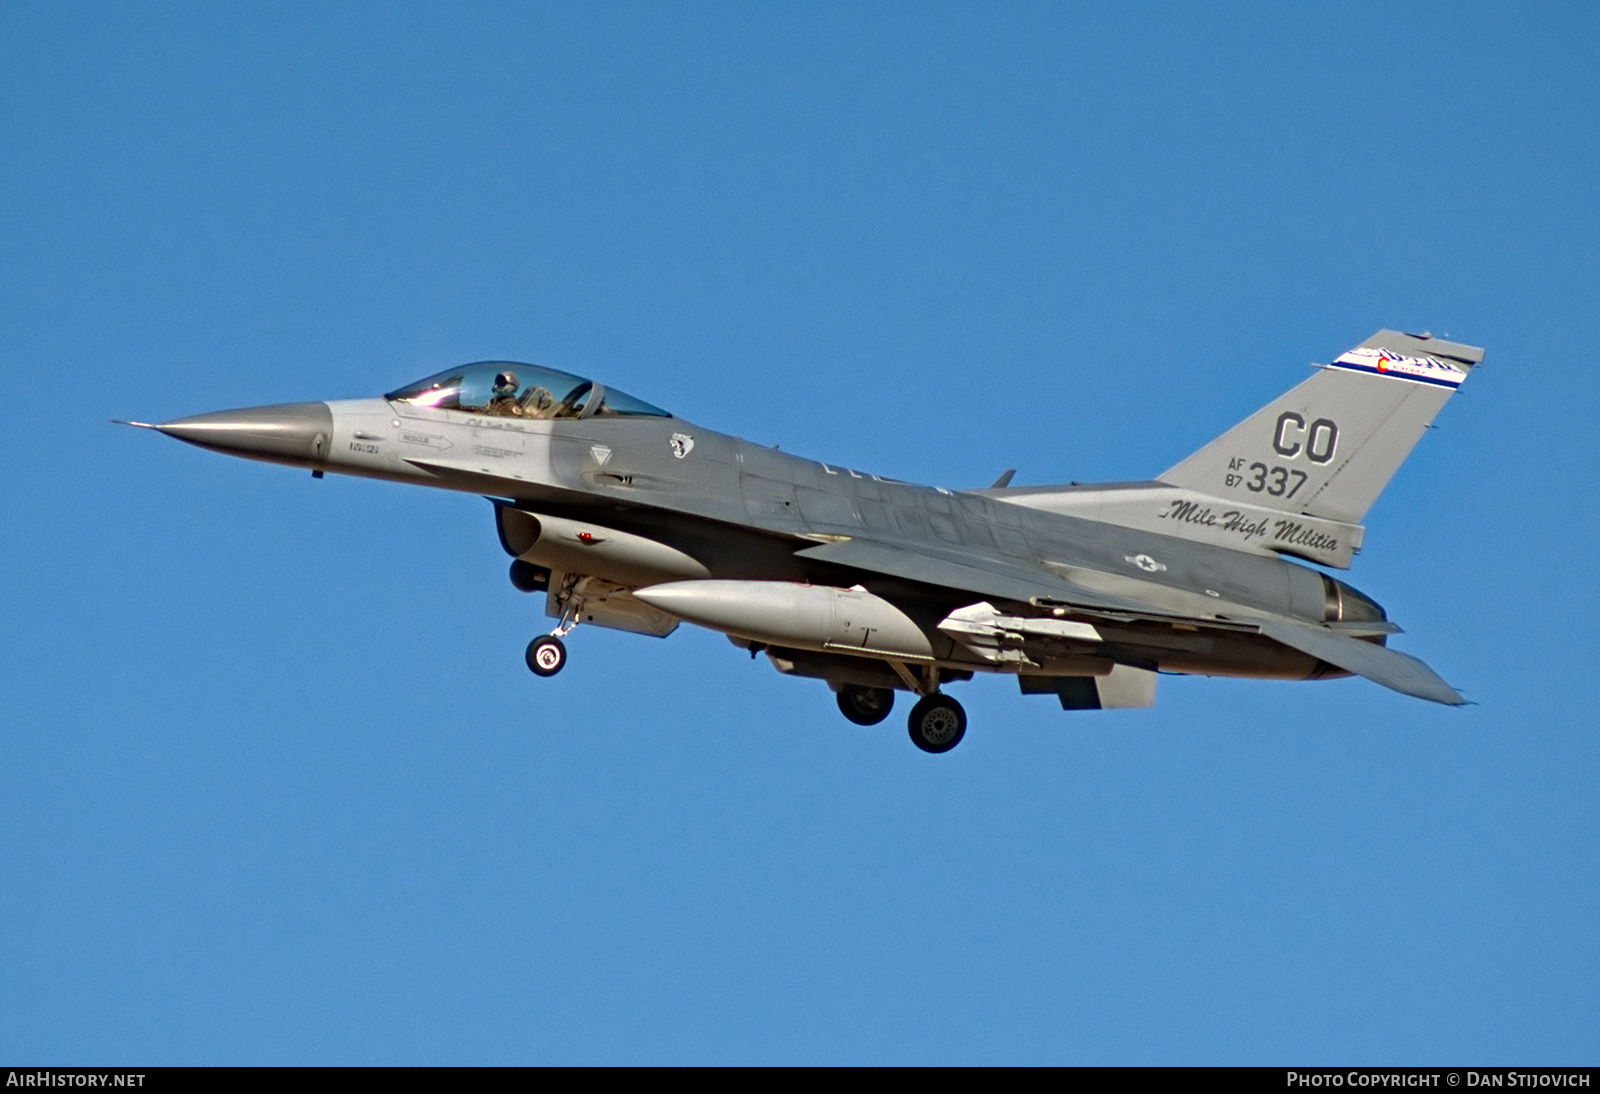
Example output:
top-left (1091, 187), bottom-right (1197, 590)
top-left (386, 361), bottom-right (671, 420)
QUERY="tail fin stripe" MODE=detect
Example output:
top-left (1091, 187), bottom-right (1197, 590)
top-left (1327, 347), bottom-right (1468, 389)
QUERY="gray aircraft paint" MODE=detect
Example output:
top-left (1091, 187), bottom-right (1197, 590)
top-left (139, 329), bottom-right (1478, 750)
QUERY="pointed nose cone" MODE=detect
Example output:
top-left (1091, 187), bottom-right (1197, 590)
top-left (157, 402), bottom-right (334, 467)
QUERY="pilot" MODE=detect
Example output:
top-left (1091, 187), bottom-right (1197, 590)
top-left (485, 370), bottom-right (523, 416)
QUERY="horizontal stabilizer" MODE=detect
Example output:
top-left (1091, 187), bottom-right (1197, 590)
top-left (1257, 619), bottom-right (1465, 705)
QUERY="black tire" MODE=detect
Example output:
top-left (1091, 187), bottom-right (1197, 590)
top-left (907, 694), bottom-right (966, 753)
top-left (509, 560), bottom-right (552, 593)
top-left (836, 685), bottom-right (895, 726)
top-left (526, 635), bottom-right (567, 677)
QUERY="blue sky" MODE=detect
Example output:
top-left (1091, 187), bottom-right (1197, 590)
top-left (2, 2), bottom-right (1596, 1064)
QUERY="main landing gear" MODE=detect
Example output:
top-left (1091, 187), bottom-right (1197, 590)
top-left (834, 679), bottom-right (967, 753)
top-left (837, 685), bottom-right (895, 726)
top-left (906, 693), bottom-right (966, 753)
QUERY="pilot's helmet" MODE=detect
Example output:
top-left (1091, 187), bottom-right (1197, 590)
top-left (493, 371), bottom-right (520, 398)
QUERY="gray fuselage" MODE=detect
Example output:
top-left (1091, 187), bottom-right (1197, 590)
top-left (256, 395), bottom-right (1359, 684)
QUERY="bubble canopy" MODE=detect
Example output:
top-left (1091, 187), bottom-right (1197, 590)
top-left (385, 361), bottom-right (671, 420)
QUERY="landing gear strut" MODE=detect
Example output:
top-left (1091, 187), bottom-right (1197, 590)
top-left (836, 685), bottom-right (895, 726)
top-left (525, 576), bottom-right (584, 678)
top-left (907, 693), bottom-right (966, 753)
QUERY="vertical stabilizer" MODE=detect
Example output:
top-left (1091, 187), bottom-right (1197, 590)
top-left (1158, 331), bottom-right (1483, 524)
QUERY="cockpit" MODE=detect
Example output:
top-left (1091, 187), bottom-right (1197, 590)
top-left (385, 361), bottom-right (671, 420)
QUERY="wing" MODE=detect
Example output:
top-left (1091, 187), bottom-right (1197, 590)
top-left (795, 537), bottom-right (1467, 706)
top-left (793, 536), bottom-right (1174, 617)
top-left (413, 457), bottom-right (1467, 708)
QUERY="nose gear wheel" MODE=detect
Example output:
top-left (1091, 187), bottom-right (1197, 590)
top-left (526, 634), bottom-right (567, 676)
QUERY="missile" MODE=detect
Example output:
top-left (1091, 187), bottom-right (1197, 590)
top-left (633, 580), bottom-right (935, 660)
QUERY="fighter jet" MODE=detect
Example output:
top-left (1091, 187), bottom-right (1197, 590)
top-left (123, 329), bottom-right (1480, 752)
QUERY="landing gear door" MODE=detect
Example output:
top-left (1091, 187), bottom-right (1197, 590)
top-left (546, 572), bottom-right (679, 638)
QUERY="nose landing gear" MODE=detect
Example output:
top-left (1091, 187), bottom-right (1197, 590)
top-left (526, 634), bottom-right (567, 676)
top-left (524, 576), bottom-right (583, 678)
